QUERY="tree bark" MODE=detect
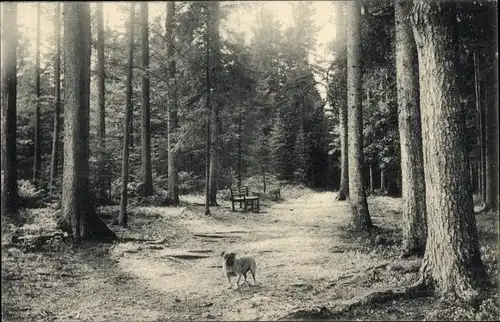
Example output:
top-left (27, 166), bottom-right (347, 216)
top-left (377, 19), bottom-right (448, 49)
top-left (336, 2), bottom-right (349, 201)
top-left (208, 2), bottom-right (221, 206)
top-left (485, 17), bottom-right (499, 210)
top-left (33, 3), bottom-right (42, 184)
top-left (204, 3), bottom-right (212, 216)
top-left (119, 3), bottom-right (135, 227)
top-left (60, 3), bottom-right (116, 242)
top-left (345, 0), bottom-right (372, 231)
top-left (1, 2), bottom-right (19, 216)
top-left (410, 0), bottom-right (486, 302)
top-left (140, 2), bottom-right (153, 197)
top-left (49, 3), bottom-right (62, 192)
top-left (395, 0), bottom-right (427, 257)
top-left (95, 2), bottom-right (107, 201)
top-left (473, 50), bottom-right (486, 205)
top-left (166, 2), bottom-right (179, 205)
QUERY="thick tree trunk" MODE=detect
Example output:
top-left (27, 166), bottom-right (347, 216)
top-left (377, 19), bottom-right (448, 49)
top-left (140, 2), bottom-right (153, 197)
top-left (33, 3), bottom-right (42, 184)
top-left (119, 3), bottom-right (135, 227)
top-left (166, 2), bottom-right (179, 205)
top-left (95, 3), bottom-right (107, 201)
top-left (208, 2), bottom-right (221, 206)
top-left (49, 3), bottom-right (62, 192)
top-left (1, 2), bottom-right (19, 216)
top-left (345, 0), bottom-right (372, 231)
top-left (395, 0), bottom-right (427, 257)
top-left (410, 0), bottom-right (486, 302)
top-left (60, 3), bottom-right (116, 242)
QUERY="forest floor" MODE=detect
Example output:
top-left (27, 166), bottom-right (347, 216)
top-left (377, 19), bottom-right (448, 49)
top-left (2, 187), bottom-right (499, 321)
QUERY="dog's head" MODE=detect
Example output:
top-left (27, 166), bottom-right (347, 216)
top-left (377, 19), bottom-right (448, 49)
top-left (221, 251), bottom-right (236, 266)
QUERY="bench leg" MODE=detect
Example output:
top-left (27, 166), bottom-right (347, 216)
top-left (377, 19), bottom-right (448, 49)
top-left (232, 201), bottom-right (235, 211)
top-left (257, 199), bottom-right (260, 210)
top-left (244, 201), bottom-right (247, 212)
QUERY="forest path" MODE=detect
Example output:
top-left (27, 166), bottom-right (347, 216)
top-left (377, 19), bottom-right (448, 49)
top-left (110, 190), bottom-right (386, 321)
top-left (3, 190), bottom-right (497, 321)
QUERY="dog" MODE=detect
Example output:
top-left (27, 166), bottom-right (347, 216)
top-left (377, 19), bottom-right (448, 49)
top-left (221, 251), bottom-right (256, 289)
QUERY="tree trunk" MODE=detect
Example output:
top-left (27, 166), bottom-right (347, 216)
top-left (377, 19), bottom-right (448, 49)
top-left (204, 4), bottom-right (211, 216)
top-left (263, 171), bottom-right (266, 193)
top-left (119, 3), bottom-right (135, 227)
top-left (485, 18), bottom-right (499, 210)
top-left (345, 0), bottom-right (372, 231)
top-left (33, 3), bottom-right (42, 184)
top-left (1, 2), bottom-right (19, 216)
top-left (140, 2), bottom-right (153, 197)
top-left (49, 3), bottom-right (62, 192)
top-left (59, 3), bottom-right (116, 242)
top-left (395, 0), bottom-right (427, 257)
top-left (473, 50), bottom-right (486, 205)
top-left (480, 93), bottom-right (487, 205)
top-left (95, 2), bottom-right (107, 201)
top-left (469, 162), bottom-right (474, 192)
top-left (237, 107), bottom-right (242, 189)
top-left (380, 168), bottom-right (387, 193)
top-left (369, 163), bottom-right (374, 194)
top-left (166, 2), bottom-right (179, 205)
top-left (336, 2), bottom-right (349, 201)
top-left (208, 2), bottom-right (221, 206)
top-left (410, 0), bottom-right (486, 302)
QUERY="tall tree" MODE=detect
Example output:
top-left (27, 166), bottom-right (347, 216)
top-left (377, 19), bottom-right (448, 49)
top-left (335, 2), bottom-right (349, 201)
top-left (410, 0), bottom-right (486, 302)
top-left (345, 0), bottom-right (372, 230)
top-left (33, 3), bottom-right (42, 184)
top-left (119, 3), bottom-right (135, 227)
top-left (59, 2), bottom-right (116, 242)
top-left (485, 2), bottom-right (499, 211)
top-left (166, 2), bottom-right (180, 205)
top-left (205, 5), bottom-right (211, 215)
top-left (394, 0), bottom-right (427, 257)
top-left (140, 2), bottom-right (154, 197)
top-left (49, 3), bottom-right (62, 191)
top-left (208, 1), bottom-right (221, 206)
top-left (96, 2), bottom-right (107, 201)
top-left (1, 2), bottom-right (19, 216)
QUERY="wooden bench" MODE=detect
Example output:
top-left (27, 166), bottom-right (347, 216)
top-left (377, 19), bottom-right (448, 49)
top-left (230, 186), bottom-right (260, 212)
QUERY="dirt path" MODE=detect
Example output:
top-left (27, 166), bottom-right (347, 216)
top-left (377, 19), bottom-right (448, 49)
top-left (1, 190), bottom-right (416, 321)
top-left (107, 191), bottom-right (390, 321)
top-left (3, 190), bottom-right (498, 321)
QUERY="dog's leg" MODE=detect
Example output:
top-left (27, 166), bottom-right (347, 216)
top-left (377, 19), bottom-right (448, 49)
top-left (226, 274), bottom-right (233, 289)
top-left (251, 270), bottom-right (256, 286)
top-left (243, 273), bottom-right (247, 285)
top-left (235, 273), bottom-right (242, 289)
